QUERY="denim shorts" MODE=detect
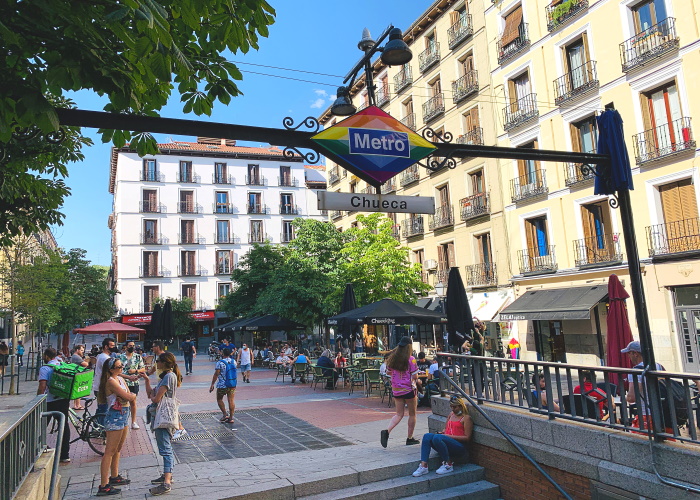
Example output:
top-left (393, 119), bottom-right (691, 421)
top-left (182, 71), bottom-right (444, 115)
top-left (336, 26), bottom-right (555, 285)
top-left (103, 406), bottom-right (130, 431)
top-left (240, 363), bottom-right (251, 372)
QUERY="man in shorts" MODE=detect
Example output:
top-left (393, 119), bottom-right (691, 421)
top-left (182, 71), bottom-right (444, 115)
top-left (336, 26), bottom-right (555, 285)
top-left (237, 343), bottom-right (252, 383)
top-left (210, 348), bottom-right (236, 424)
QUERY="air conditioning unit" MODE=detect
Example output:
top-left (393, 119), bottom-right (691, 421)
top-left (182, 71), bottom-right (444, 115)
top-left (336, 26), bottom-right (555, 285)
top-left (424, 259), bottom-right (438, 271)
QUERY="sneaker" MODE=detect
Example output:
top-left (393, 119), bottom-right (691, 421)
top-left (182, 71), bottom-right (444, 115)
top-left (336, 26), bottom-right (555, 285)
top-left (436, 462), bottom-right (454, 475)
top-left (109, 475), bottom-right (131, 485)
top-left (246, 379), bottom-right (251, 383)
top-left (412, 464), bottom-right (429, 477)
top-left (131, 421), bottom-right (140, 430)
top-left (380, 429), bottom-right (389, 448)
top-left (59, 458), bottom-right (71, 463)
top-left (151, 475), bottom-right (174, 485)
top-left (406, 437), bottom-right (420, 446)
top-left (96, 485), bottom-right (120, 496)
top-left (149, 483), bottom-right (171, 496)
top-left (173, 429), bottom-right (188, 439)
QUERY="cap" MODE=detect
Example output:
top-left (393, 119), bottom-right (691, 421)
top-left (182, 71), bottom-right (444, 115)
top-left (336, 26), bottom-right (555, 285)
top-left (398, 336), bottom-right (411, 347)
top-left (621, 340), bottom-right (642, 353)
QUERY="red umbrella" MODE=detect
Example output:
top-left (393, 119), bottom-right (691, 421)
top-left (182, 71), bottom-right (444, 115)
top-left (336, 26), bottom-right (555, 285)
top-left (606, 274), bottom-right (634, 383)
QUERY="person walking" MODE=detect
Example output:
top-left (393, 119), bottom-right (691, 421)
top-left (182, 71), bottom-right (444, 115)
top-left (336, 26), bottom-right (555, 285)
top-left (180, 336), bottom-right (196, 375)
top-left (70, 345), bottom-right (89, 410)
top-left (380, 336), bottom-right (420, 448)
top-left (96, 357), bottom-right (137, 496)
top-left (209, 347), bottom-right (237, 424)
top-left (142, 352), bottom-right (182, 496)
top-left (37, 347), bottom-right (71, 464)
top-left (237, 343), bottom-right (252, 383)
top-left (16, 340), bottom-right (24, 367)
top-left (120, 341), bottom-right (145, 430)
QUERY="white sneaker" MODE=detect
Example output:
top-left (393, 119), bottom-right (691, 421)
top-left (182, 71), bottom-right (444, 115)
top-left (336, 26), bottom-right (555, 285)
top-left (412, 464), bottom-right (429, 477)
top-left (435, 462), bottom-right (453, 475)
top-left (131, 422), bottom-right (140, 430)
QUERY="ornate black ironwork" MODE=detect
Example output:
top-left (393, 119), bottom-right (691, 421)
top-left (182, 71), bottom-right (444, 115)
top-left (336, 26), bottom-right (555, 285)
top-left (282, 116), bottom-right (320, 134)
top-left (416, 128), bottom-right (459, 171)
top-left (578, 163), bottom-right (619, 208)
top-left (422, 127), bottom-right (453, 143)
top-left (282, 146), bottom-right (320, 164)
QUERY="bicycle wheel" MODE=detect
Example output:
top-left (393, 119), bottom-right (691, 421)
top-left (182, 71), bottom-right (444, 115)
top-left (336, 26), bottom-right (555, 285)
top-left (84, 414), bottom-right (106, 456)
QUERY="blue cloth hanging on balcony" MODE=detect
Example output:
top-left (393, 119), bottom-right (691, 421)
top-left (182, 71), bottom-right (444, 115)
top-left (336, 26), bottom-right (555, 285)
top-left (595, 110), bottom-right (633, 195)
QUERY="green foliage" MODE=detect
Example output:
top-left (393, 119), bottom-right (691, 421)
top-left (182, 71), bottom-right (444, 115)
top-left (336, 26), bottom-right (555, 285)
top-left (155, 296), bottom-right (196, 338)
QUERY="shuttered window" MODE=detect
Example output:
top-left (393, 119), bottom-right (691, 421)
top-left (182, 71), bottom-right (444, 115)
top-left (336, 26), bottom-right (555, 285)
top-left (502, 5), bottom-right (523, 46)
top-left (659, 179), bottom-right (699, 224)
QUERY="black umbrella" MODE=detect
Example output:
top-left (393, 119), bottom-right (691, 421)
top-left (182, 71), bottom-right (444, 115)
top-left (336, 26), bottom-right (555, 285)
top-left (338, 283), bottom-right (358, 342)
top-left (147, 303), bottom-right (163, 341)
top-left (161, 299), bottom-right (175, 343)
top-left (327, 298), bottom-right (447, 326)
top-left (445, 267), bottom-right (474, 349)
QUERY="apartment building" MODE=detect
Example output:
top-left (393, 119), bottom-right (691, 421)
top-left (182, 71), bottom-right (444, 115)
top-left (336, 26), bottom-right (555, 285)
top-left (109, 138), bottom-right (327, 338)
top-left (487, 0), bottom-right (699, 369)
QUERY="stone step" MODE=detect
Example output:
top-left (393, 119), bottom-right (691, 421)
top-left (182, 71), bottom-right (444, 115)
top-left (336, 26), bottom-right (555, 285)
top-left (397, 480), bottom-right (501, 500)
top-left (299, 463), bottom-right (490, 500)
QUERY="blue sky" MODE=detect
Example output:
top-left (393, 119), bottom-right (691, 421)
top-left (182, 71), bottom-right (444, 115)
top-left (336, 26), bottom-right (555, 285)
top-left (55, 1), bottom-right (430, 266)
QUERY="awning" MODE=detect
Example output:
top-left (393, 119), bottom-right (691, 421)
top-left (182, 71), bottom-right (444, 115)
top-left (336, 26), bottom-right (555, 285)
top-left (497, 286), bottom-right (608, 321)
top-left (469, 290), bottom-right (513, 322)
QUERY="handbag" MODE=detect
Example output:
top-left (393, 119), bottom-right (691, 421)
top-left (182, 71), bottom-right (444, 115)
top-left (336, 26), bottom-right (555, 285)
top-left (154, 395), bottom-right (180, 431)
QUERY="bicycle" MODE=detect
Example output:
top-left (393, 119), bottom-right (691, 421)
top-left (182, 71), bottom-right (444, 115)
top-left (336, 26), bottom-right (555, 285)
top-left (66, 396), bottom-right (107, 455)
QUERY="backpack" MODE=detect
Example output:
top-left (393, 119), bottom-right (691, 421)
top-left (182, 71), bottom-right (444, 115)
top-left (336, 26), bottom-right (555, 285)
top-left (182, 342), bottom-right (193, 354)
top-left (223, 359), bottom-right (237, 388)
top-left (658, 378), bottom-right (689, 428)
top-left (47, 362), bottom-right (93, 400)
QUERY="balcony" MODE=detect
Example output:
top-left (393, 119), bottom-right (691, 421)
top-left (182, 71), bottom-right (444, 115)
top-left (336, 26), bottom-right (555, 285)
top-left (564, 155), bottom-right (596, 187)
top-left (452, 70), bottom-right (479, 104)
top-left (402, 217), bottom-right (424, 238)
top-left (632, 117), bottom-right (695, 165)
top-left (176, 172), bottom-right (201, 183)
top-left (394, 66), bottom-right (413, 94)
top-left (429, 204), bottom-right (454, 231)
top-left (178, 266), bottom-right (202, 277)
top-left (460, 193), bottom-right (490, 221)
top-left (178, 202), bottom-right (202, 214)
top-left (280, 204), bottom-right (301, 215)
top-left (418, 43), bottom-right (440, 73)
top-left (179, 233), bottom-right (205, 244)
top-left (214, 233), bottom-right (240, 244)
top-left (573, 233), bottom-right (623, 268)
top-left (423, 93), bottom-right (445, 123)
top-left (328, 167), bottom-right (340, 185)
top-left (213, 203), bottom-right (236, 214)
top-left (436, 268), bottom-right (449, 284)
top-left (141, 171), bottom-right (164, 182)
top-left (448, 14), bottom-right (473, 49)
top-left (247, 204), bottom-right (269, 215)
top-left (510, 170), bottom-right (548, 203)
top-left (363, 186), bottom-right (377, 195)
top-left (553, 60), bottom-right (598, 106)
top-left (497, 23), bottom-right (530, 65)
top-left (381, 179), bottom-right (397, 194)
top-left (246, 174), bottom-right (267, 186)
top-left (400, 165), bottom-right (420, 187)
top-left (213, 173), bottom-right (233, 184)
top-left (620, 18), bottom-right (679, 73)
top-left (517, 246), bottom-right (557, 275)
top-left (140, 201), bottom-right (165, 213)
top-left (503, 93), bottom-right (539, 131)
top-left (546, 0), bottom-right (588, 32)
top-left (215, 264), bottom-right (232, 275)
top-left (420, 271), bottom-right (430, 285)
top-left (456, 127), bottom-right (484, 146)
top-left (465, 262), bottom-right (497, 287)
top-left (281, 231), bottom-right (295, 243)
top-left (391, 224), bottom-right (401, 241)
top-left (278, 176), bottom-right (299, 187)
top-left (139, 266), bottom-right (164, 278)
top-left (140, 233), bottom-right (164, 245)
top-left (248, 233), bottom-right (269, 244)
top-left (400, 113), bottom-right (416, 131)
top-left (647, 218), bottom-right (700, 258)
top-left (330, 210), bottom-right (344, 220)
top-left (376, 84), bottom-right (391, 107)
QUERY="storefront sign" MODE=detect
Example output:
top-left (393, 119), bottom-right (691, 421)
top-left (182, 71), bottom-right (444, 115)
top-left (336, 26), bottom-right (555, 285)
top-left (317, 191), bottom-right (435, 214)
top-left (122, 314), bottom-right (152, 325)
top-left (191, 311), bottom-right (215, 321)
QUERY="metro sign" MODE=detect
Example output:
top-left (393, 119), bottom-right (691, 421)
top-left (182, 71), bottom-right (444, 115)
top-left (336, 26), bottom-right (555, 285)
top-left (311, 106), bottom-right (435, 185)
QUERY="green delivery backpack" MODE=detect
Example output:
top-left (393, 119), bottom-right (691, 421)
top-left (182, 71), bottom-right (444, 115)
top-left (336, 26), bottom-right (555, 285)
top-left (47, 362), bottom-right (94, 400)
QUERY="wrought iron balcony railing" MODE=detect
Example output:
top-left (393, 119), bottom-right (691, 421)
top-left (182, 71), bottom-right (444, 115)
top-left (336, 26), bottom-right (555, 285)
top-left (214, 233), bottom-right (240, 244)
top-left (402, 216), bottom-right (424, 237)
top-left (328, 167), bottom-right (340, 185)
top-left (176, 172), bottom-right (201, 183)
top-left (647, 217), bottom-right (700, 257)
top-left (330, 210), bottom-right (344, 220)
top-left (448, 14), bottom-right (473, 49)
top-left (141, 171), bottom-right (164, 182)
top-left (139, 266), bottom-right (164, 278)
top-left (247, 204), bottom-right (270, 214)
top-left (620, 18), bottom-right (679, 73)
top-left (423, 93), bottom-right (445, 123)
top-left (465, 262), bottom-right (497, 287)
top-left (573, 233), bottom-right (623, 267)
top-left (280, 204), bottom-right (300, 215)
top-left (213, 203), bottom-right (236, 214)
top-left (400, 165), bottom-right (420, 187)
top-left (546, 0), bottom-right (589, 32)
top-left (281, 231), bottom-right (295, 243)
top-left (177, 202), bottom-right (202, 214)
top-left (429, 205), bottom-right (454, 231)
top-left (436, 268), bottom-right (449, 285)
top-left (363, 186), bottom-right (377, 195)
top-left (510, 169), bottom-right (548, 203)
top-left (179, 233), bottom-right (205, 244)
top-left (213, 173), bottom-right (233, 184)
top-left (178, 266), bottom-right (202, 277)
top-left (632, 117), bottom-right (695, 165)
top-left (400, 113), bottom-right (416, 131)
top-left (497, 23), bottom-right (530, 65)
top-left (456, 127), bottom-right (484, 146)
top-left (216, 264), bottom-right (232, 275)
top-left (394, 66), bottom-right (413, 94)
top-left (503, 93), bottom-right (539, 131)
top-left (460, 193), bottom-right (490, 221)
top-left (553, 60), bottom-right (598, 106)
top-left (391, 224), bottom-right (401, 240)
top-left (140, 233), bottom-right (164, 245)
top-left (452, 70), bottom-right (479, 104)
top-left (278, 176), bottom-right (299, 187)
top-left (246, 174), bottom-right (267, 186)
top-left (376, 84), bottom-right (391, 107)
top-left (140, 201), bottom-right (165, 213)
top-left (420, 271), bottom-right (430, 284)
top-left (248, 233), bottom-right (270, 244)
top-left (418, 43), bottom-right (440, 73)
top-left (381, 179), bottom-right (397, 194)
top-left (517, 246), bottom-right (557, 275)
top-left (564, 156), bottom-right (596, 187)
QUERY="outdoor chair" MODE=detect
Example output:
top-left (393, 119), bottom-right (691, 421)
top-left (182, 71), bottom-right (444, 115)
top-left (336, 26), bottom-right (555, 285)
top-left (312, 365), bottom-right (334, 390)
top-left (380, 374), bottom-right (393, 406)
top-left (348, 367), bottom-right (366, 395)
top-left (562, 394), bottom-right (608, 421)
top-left (364, 369), bottom-right (382, 397)
top-left (292, 362), bottom-right (309, 383)
top-left (275, 363), bottom-right (288, 383)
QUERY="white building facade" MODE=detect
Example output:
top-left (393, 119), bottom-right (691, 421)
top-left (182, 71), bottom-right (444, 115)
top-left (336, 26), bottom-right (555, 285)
top-left (109, 138), bottom-right (327, 338)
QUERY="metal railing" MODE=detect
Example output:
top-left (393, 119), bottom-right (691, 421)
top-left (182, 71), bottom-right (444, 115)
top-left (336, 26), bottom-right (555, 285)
top-left (564, 156), bottom-right (596, 186)
top-left (448, 14), bottom-right (473, 49)
top-left (248, 233), bottom-right (269, 244)
top-left (452, 70), bottom-right (478, 104)
top-left (418, 43), bottom-right (440, 73)
top-left (213, 203), bottom-right (236, 214)
top-left (330, 210), bottom-right (343, 220)
top-left (141, 171), bottom-right (164, 182)
top-left (402, 216), bottom-right (424, 237)
top-left (456, 127), bottom-right (484, 146)
top-left (503, 93), bottom-right (539, 131)
top-left (465, 262), bottom-right (497, 287)
top-left (510, 169), bottom-right (548, 202)
top-left (422, 93), bottom-right (445, 123)
top-left (245, 174), bottom-right (267, 186)
top-left (573, 233), bottom-right (623, 267)
top-left (429, 204), bottom-right (454, 230)
top-left (176, 172), bottom-right (201, 183)
top-left (139, 201), bottom-right (165, 213)
top-left (363, 186), bottom-right (377, 195)
top-left (177, 202), bottom-right (202, 214)
top-left (139, 266), bottom-right (164, 278)
top-left (400, 165), bottom-right (420, 187)
top-left (381, 179), bottom-right (397, 194)
top-left (497, 23), bottom-right (530, 65)
top-left (546, 0), bottom-right (588, 32)
top-left (247, 204), bottom-right (269, 214)
top-left (215, 264), bottom-right (232, 275)
top-left (140, 233), bottom-right (164, 245)
top-left (177, 266), bottom-right (202, 277)
top-left (436, 268), bottom-right (449, 284)
top-left (376, 84), bottom-right (391, 107)
top-left (278, 176), bottom-right (298, 187)
top-left (517, 245), bottom-right (557, 274)
top-left (214, 233), bottom-right (239, 244)
top-left (178, 233), bottom-right (205, 244)
top-left (394, 65), bottom-right (413, 93)
top-left (400, 113), bottom-right (416, 131)
top-left (553, 60), bottom-right (598, 106)
top-left (280, 204), bottom-right (300, 215)
top-left (620, 17), bottom-right (679, 72)
top-left (632, 117), bottom-right (695, 165)
top-left (647, 217), bottom-right (700, 257)
top-left (328, 168), bottom-right (340, 185)
top-left (212, 173), bottom-right (233, 184)
top-left (460, 192), bottom-right (490, 220)
top-left (391, 224), bottom-right (401, 240)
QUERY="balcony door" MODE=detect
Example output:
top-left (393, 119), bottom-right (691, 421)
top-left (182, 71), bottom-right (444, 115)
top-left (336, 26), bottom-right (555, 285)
top-left (525, 216), bottom-right (550, 263)
top-left (143, 189), bottom-right (157, 212)
top-left (143, 159), bottom-right (157, 181)
top-left (216, 191), bottom-right (229, 213)
top-left (181, 284), bottom-right (196, 309)
top-left (437, 242), bottom-right (456, 282)
top-left (143, 220), bottom-right (157, 243)
top-left (280, 165), bottom-right (291, 185)
top-left (217, 220), bottom-right (230, 243)
top-left (181, 220), bottom-right (194, 243)
top-left (249, 192), bottom-right (261, 212)
top-left (502, 5), bottom-right (523, 47)
top-left (181, 251), bottom-right (196, 275)
top-left (180, 191), bottom-right (194, 212)
top-left (437, 184), bottom-right (450, 210)
top-left (476, 233), bottom-right (492, 265)
top-left (565, 37), bottom-right (589, 90)
top-left (144, 286), bottom-right (159, 312)
top-left (215, 162), bottom-right (227, 183)
top-left (216, 250), bottom-right (231, 274)
top-left (641, 82), bottom-right (683, 155)
top-left (179, 161), bottom-right (192, 182)
top-left (517, 141), bottom-right (541, 190)
top-left (248, 164), bottom-right (260, 184)
top-left (581, 201), bottom-right (614, 263)
top-left (508, 72), bottom-right (531, 113)
top-left (143, 251), bottom-right (158, 276)
top-left (658, 179), bottom-right (700, 253)
top-left (633, 0), bottom-right (668, 33)
top-left (250, 220), bottom-right (263, 242)
top-left (281, 193), bottom-right (293, 213)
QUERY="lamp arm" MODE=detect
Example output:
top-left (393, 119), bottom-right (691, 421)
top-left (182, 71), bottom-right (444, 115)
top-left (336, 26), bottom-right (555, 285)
top-left (342, 24), bottom-right (395, 84)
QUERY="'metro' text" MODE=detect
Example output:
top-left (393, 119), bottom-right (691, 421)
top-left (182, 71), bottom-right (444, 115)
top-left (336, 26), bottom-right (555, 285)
top-left (348, 128), bottom-right (410, 158)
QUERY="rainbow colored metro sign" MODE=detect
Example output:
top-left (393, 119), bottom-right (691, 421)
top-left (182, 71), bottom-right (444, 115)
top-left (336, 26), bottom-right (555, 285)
top-left (311, 106), bottom-right (436, 185)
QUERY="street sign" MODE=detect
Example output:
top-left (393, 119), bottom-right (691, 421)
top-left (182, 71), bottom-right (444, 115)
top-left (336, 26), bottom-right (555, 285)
top-left (318, 191), bottom-right (435, 214)
top-left (311, 106), bottom-right (435, 185)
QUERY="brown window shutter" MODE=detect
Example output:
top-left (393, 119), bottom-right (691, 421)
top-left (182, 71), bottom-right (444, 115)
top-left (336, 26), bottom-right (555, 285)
top-left (447, 242), bottom-right (456, 267)
top-left (502, 6), bottom-right (523, 46)
top-left (450, 11), bottom-right (460, 25)
top-left (640, 93), bottom-right (653, 131)
top-left (581, 33), bottom-right (591, 64)
top-left (508, 79), bottom-right (517, 112)
top-left (525, 219), bottom-right (536, 250)
top-left (437, 245), bottom-right (447, 269)
top-left (678, 179), bottom-right (699, 220)
top-left (581, 205), bottom-right (594, 242)
top-left (570, 123), bottom-right (582, 152)
top-left (471, 107), bottom-right (480, 130)
top-left (659, 182), bottom-right (682, 223)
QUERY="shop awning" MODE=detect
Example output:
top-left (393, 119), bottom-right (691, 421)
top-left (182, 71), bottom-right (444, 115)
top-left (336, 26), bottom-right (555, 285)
top-left (470, 290), bottom-right (513, 322)
top-left (497, 286), bottom-right (608, 321)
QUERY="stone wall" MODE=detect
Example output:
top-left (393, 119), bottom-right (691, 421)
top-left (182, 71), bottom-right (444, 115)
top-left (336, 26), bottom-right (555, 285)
top-left (14, 448), bottom-right (60, 500)
top-left (429, 397), bottom-right (700, 500)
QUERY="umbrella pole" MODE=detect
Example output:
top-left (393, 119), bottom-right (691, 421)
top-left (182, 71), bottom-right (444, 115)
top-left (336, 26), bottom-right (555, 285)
top-left (593, 306), bottom-right (604, 365)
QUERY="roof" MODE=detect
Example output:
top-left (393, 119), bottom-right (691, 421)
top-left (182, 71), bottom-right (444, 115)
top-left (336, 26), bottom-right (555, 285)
top-left (498, 286), bottom-right (608, 321)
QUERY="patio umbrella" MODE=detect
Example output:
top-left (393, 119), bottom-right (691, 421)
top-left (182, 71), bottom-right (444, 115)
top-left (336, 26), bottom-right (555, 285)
top-left (147, 303), bottom-right (163, 341)
top-left (239, 315), bottom-right (306, 331)
top-left (161, 299), bottom-right (175, 343)
top-left (594, 109), bottom-right (633, 196)
top-left (606, 274), bottom-right (634, 384)
top-left (445, 267), bottom-right (474, 349)
top-left (338, 283), bottom-right (358, 342)
top-left (327, 298), bottom-right (447, 327)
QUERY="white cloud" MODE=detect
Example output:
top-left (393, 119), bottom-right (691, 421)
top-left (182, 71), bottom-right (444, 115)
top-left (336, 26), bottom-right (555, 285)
top-left (310, 98), bottom-right (325, 109)
top-left (314, 89), bottom-right (328, 97)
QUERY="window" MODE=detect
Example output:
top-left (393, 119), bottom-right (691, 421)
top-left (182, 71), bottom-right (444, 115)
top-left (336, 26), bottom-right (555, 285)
top-left (216, 220), bottom-right (230, 243)
top-left (215, 191), bottom-right (229, 213)
top-left (180, 220), bottom-right (194, 243)
top-left (142, 251), bottom-right (159, 277)
top-left (218, 283), bottom-right (231, 299)
top-left (282, 220), bottom-right (295, 242)
top-left (248, 192), bottom-right (262, 213)
top-left (350, 181), bottom-right (357, 193)
top-left (508, 71), bottom-right (532, 110)
top-left (143, 286), bottom-right (159, 312)
top-left (181, 284), bottom-right (197, 309)
top-left (659, 179), bottom-right (698, 225)
top-left (464, 107), bottom-right (480, 134)
top-left (214, 163), bottom-right (228, 183)
top-left (280, 193), bottom-right (294, 214)
top-left (414, 249), bottom-right (425, 266)
top-left (581, 201), bottom-right (613, 249)
top-left (426, 32), bottom-right (437, 52)
top-left (403, 99), bottom-right (414, 117)
top-left (459, 52), bottom-right (474, 77)
top-left (571, 116), bottom-right (598, 153)
top-left (470, 170), bottom-right (485, 194)
top-left (179, 161), bottom-right (193, 182)
top-left (641, 81), bottom-right (683, 143)
top-left (143, 220), bottom-right (157, 244)
top-left (451, 5), bottom-right (468, 25)
top-left (633, 0), bottom-right (668, 32)
top-left (430, 78), bottom-right (442, 99)
top-left (180, 251), bottom-right (196, 276)
top-left (564, 36), bottom-right (592, 89)
top-left (476, 232), bottom-right (492, 264)
top-left (437, 242), bottom-right (456, 280)
top-left (142, 189), bottom-right (157, 212)
top-left (437, 184), bottom-right (451, 209)
top-left (502, 5), bottom-right (524, 46)
top-left (248, 164), bottom-right (261, 184)
top-left (179, 191), bottom-right (194, 213)
top-left (142, 159), bottom-right (157, 181)
top-left (216, 250), bottom-right (232, 274)
top-left (517, 141), bottom-right (541, 185)
top-left (250, 220), bottom-right (264, 242)
top-left (280, 165), bottom-right (292, 186)
top-left (525, 216), bottom-right (550, 256)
